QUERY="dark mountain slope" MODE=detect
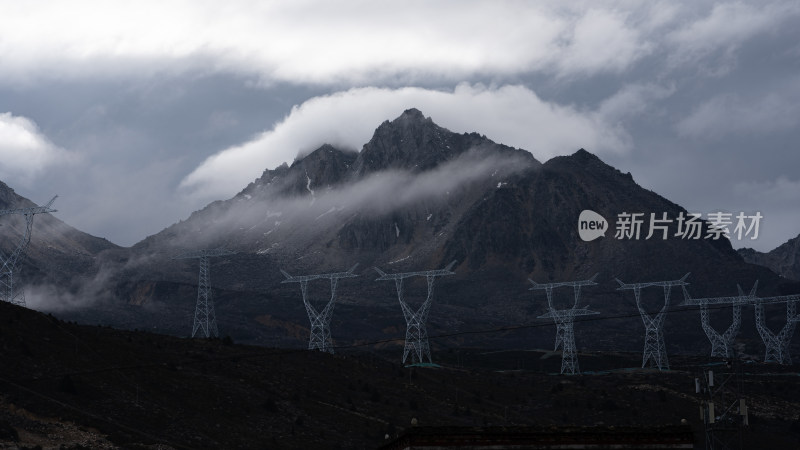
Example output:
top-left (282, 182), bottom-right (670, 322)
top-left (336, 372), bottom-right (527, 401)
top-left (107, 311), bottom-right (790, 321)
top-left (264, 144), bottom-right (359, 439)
top-left (0, 181), bottom-right (120, 293)
top-left (739, 234), bottom-right (800, 281)
top-left (3, 299), bottom-right (800, 449)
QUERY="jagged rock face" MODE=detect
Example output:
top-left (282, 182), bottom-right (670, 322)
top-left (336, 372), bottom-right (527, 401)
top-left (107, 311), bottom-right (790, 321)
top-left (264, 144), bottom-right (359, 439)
top-left (739, 235), bottom-right (800, 281)
top-left (351, 108), bottom-right (514, 176)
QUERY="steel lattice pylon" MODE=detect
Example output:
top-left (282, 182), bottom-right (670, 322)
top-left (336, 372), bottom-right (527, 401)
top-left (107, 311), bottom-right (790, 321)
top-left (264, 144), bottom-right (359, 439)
top-left (754, 296), bottom-right (797, 365)
top-left (374, 261), bottom-right (456, 365)
top-left (530, 274), bottom-right (599, 375)
top-left (700, 303), bottom-right (741, 358)
top-left (173, 248), bottom-right (236, 338)
top-left (684, 284), bottom-right (800, 364)
top-left (0, 196), bottom-right (57, 307)
top-left (682, 282), bottom-right (757, 358)
top-left (281, 265), bottom-right (359, 353)
top-left (616, 274), bottom-right (690, 371)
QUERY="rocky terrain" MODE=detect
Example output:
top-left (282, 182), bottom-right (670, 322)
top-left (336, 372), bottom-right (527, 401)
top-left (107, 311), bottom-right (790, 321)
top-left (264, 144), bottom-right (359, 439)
top-left (739, 234), bottom-right (800, 281)
top-left (1, 300), bottom-right (799, 449)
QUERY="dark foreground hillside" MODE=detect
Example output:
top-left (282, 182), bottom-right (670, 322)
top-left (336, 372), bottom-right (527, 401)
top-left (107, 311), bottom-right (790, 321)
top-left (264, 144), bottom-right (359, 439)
top-left (1, 300), bottom-right (799, 449)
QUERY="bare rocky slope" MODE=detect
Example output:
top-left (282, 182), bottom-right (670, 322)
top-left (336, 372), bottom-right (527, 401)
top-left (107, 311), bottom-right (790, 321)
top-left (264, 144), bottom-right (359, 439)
top-left (0, 181), bottom-right (121, 297)
top-left (739, 234), bottom-right (800, 281)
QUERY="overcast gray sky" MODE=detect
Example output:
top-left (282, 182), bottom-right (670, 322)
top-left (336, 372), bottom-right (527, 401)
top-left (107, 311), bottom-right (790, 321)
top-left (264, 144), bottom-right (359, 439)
top-left (1, 0), bottom-right (798, 251)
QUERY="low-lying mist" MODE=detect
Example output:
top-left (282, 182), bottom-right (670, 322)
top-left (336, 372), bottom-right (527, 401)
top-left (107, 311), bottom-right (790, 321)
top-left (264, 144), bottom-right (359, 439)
top-left (25, 148), bottom-right (537, 312)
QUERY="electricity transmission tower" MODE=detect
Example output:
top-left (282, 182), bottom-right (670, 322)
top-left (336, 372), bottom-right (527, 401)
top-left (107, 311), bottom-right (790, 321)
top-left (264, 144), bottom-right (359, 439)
top-left (173, 248), bottom-right (236, 338)
top-left (753, 293), bottom-right (798, 365)
top-left (374, 261), bottom-right (456, 365)
top-left (682, 282), bottom-right (757, 358)
top-left (616, 273), bottom-right (690, 370)
top-left (529, 274), bottom-right (599, 375)
top-left (0, 196), bottom-right (57, 307)
top-left (280, 264), bottom-right (359, 353)
top-left (685, 282), bottom-right (799, 365)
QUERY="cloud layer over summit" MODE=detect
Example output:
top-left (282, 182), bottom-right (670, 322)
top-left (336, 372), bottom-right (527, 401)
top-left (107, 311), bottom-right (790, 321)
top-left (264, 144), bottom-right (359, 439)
top-left (1, 1), bottom-right (799, 251)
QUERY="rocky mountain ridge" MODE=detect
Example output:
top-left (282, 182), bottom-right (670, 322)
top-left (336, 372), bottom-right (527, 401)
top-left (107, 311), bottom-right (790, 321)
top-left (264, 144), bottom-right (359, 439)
top-left (739, 234), bottom-right (800, 281)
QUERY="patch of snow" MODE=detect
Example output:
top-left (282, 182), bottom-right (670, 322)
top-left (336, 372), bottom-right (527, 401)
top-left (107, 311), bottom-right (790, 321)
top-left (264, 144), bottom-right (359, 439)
top-left (266, 211), bottom-right (283, 218)
top-left (497, 182), bottom-right (502, 188)
top-left (426, 214), bottom-right (433, 221)
top-left (316, 206), bottom-right (343, 220)
top-left (394, 223), bottom-right (400, 237)
top-left (389, 255), bottom-right (411, 265)
top-left (257, 243), bottom-right (279, 254)
top-left (305, 170), bottom-right (315, 205)
top-left (274, 221), bottom-right (281, 227)
top-left (244, 194), bottom-right (252, 200)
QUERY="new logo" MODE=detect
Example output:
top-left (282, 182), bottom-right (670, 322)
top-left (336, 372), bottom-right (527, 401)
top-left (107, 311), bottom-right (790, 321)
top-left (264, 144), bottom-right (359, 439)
top-left (578, 210), bottom-right (608, 241)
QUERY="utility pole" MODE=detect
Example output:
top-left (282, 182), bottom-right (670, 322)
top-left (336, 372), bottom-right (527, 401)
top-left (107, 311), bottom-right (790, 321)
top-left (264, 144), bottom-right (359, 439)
top-left (695, 358), bottom-right (747, 449)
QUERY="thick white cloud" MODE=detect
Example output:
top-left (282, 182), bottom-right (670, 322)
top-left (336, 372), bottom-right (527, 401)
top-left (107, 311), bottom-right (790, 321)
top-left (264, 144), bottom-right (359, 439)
top-left (554, 9), bottom-right (651, 77)
top-left (0, 113), bottom-right (77, 184)
top-left (179, 84), bottom-right (636, 202)
top-left (0, 1), bottom-right (660, 85)
top-left (2, 2), bottom-right (796, 86)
